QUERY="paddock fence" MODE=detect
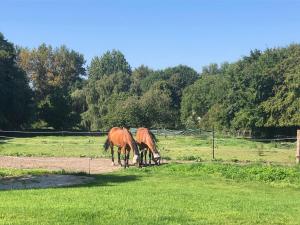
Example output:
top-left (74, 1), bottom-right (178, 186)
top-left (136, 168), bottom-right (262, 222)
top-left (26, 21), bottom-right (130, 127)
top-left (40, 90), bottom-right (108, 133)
top-left (0, 129), bottom-right (298, 166)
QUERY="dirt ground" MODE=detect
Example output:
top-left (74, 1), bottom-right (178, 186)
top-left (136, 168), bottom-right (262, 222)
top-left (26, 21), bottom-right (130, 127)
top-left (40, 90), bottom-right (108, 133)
top-left (0, 156), bottom-right (125, 190)
top-left (0, 156), bottom-right (121, 174)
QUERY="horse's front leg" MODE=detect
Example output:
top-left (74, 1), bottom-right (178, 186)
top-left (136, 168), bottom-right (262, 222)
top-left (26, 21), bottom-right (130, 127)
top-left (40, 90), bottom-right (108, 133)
top-left (148, 149), bottom-right (152, 165)
top-left (123, 148), bottom-right (127, 169)
top-left (144, 149), bottom-right (147, 166)
top-left (111, 146), bottom-right (115, 166)
top-left (140, 150), bottom-right (144, 165)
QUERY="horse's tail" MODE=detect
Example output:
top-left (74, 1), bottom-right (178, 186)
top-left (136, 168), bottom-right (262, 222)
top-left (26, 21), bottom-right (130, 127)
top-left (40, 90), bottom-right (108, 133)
top-left (103, 138), bottom-right (110, 151)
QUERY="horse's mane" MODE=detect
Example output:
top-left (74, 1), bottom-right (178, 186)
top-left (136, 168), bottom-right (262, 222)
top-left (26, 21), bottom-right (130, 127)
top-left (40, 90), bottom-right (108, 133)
top-left (122, 127), bottom-right (138, 146)
top-left (149, 130), bottom-right (158, 144)
top-left (123, 127), bottom-right (134, 139)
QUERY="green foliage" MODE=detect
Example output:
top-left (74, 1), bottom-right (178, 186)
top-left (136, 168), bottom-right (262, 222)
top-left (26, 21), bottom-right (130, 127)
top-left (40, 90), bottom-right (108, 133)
top-left (145, 163), bottom-right (300, 186)
top-left (88, 49), bottom-right (131, 80)
top-left (181, 74), bottom-right (227, 128)
top-left (130, 65), bottom-right (154, 95)
top-left (140, 82), bottom-right (177, 128)
top-left (2, 31), bottom-right (300, 133)
top-left (0, 33), bottom-right (33, 129)
top-left (181, 44), bottom-right (300, 136)
top-left (83, 49), bottom-right (198, 130)
top-left (17, 44), bottom-right (86, 129)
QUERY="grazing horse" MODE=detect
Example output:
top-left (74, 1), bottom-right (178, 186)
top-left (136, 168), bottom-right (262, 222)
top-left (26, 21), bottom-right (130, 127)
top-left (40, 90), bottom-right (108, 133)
top-left (136, 128), bottom-right (161, 165)
top-left (104, 127), bottom-right (140, 168)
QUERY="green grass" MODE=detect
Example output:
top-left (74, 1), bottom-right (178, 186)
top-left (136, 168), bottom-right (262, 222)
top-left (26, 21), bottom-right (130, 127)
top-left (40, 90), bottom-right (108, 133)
top-left (0, 163), bottom-right (300, 225)
top-left (0, 135), bottom-right (296, 163)
top-left (0, 168), bottom-right (77, 178)
top-left (0, 168), bottom-right (55, 178)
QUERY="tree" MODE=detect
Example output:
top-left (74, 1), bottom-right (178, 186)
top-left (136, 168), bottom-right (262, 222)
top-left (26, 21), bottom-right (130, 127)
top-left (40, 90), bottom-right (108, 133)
top-left (180, 74), bottom-right (227, 128)
top-left (17, 44), bottom-right (85, 129)
top-left (140, 81), bottom-right (177, 128)
top-left (165, 65), bottom-right (199, 108)
top-left (181, 44), bottom-right (300, 136)
top-left (82, 72), bottom-right (132, 130)
top-left (102, 94), bottom-right (145, 129)
top-left (261, 45), bottom-right (300, 127)
top-left (0, 33), bottom-right (33, 129)
top-left (130, 65), bottom-right (153, 96)
top-left (88, 50), bottom-right (131, 81)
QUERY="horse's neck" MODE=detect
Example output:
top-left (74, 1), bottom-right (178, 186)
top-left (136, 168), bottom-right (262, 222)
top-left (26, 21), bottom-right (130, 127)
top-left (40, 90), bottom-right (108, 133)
top-left (124, 131), bottom-right (139, 156)
top-left (128, 140), bottom-right (138, 156)
top-left (147, 137), bottom-right (158, 153)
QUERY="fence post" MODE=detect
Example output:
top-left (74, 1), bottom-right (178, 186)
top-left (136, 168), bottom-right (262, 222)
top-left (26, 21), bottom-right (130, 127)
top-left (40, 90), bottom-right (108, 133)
top-left (296, 130), bottom-right (300, 164)
top-left (212, 126), bottom-right (215, 160)
top-left (61, 131), bottom-right (64, 155)
top-left (88, 130), bottom-right (91, 175)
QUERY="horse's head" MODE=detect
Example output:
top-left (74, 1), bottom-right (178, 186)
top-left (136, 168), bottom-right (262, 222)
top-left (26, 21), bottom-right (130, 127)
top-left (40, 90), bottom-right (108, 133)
top-left (132, 154), bottom-right (139, 164)
top-left (131, 141), bottom-right (140, 166)
top-left (152, 152), bottom-right (161, 165)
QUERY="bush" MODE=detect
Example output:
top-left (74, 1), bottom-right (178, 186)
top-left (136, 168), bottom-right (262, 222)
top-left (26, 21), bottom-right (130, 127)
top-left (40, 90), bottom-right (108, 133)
top-left (145, 163), bottom-right (300, 187)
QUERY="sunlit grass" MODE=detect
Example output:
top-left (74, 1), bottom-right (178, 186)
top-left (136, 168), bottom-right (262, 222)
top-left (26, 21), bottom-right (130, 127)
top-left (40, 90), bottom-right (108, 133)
top-left (0, 163), bottom-right (299, 225)
top-left (0, 135), bottom-right (296, 164)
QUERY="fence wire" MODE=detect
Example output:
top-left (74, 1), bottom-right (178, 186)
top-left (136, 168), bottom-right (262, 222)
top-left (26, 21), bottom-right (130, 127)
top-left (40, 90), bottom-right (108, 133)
top-left (0, 129), bottom-right (298, 165)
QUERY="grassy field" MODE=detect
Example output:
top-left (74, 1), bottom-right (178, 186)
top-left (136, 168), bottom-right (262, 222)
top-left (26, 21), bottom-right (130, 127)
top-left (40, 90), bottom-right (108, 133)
top-left (0, 163), bottom-right (300, 225)
top-left (0, 135), bottom-right (296, 164)
top-left (0, 168), bottom-right (56, 178)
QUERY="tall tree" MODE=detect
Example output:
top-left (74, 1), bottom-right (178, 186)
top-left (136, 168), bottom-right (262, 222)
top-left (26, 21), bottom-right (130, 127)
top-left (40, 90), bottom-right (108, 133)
top-left (88, 49), bottom-right (131, 80)
top-left (181, 74), bottom-right (227, 128)
top-left (18, 44), bottom-right (85, 129)
top-left (130, 65), bottom-right (153, 96)
top-left (83, 50), bottom-right (132, 130)
top-left (0, 33), bottom-right (32, 129)
top-left (181, 44), bottom-right (300, 136)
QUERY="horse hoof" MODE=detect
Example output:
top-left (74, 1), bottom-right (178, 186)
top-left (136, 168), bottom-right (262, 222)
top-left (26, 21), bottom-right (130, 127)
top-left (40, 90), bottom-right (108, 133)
top-left (111, 162), bottom-right (115, 166)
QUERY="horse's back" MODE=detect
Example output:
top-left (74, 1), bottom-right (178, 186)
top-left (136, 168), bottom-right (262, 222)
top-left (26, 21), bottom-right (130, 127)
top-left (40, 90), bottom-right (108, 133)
top-left (136, 128), bottom-right (153, 145)
top-left (136, 127), bottom-right (147, 143)
top-left (109, 127), bottom-right (135, 146)
top-left (108, 127), bottom-right (125, 146)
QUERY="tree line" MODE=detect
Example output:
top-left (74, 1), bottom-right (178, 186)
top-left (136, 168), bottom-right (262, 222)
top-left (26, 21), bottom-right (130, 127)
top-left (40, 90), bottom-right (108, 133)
top-left (1, 33), bottom-right (299, 136)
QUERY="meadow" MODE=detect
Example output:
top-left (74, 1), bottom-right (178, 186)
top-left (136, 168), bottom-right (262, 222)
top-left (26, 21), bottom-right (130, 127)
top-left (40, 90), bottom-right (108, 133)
top-left (0, 163), bottom-right (300, 225)
top-left (0, 135), bottom-right (299, 224)
top-left (0, 135), bottom-right (296, 164)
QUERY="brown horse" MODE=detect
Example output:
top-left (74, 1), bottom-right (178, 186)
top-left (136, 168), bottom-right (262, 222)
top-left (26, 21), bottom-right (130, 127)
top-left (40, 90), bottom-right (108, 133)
top-left (136, 128), bottom-right (161, 165)
top-left (104, 127), bottom-right (140, 168)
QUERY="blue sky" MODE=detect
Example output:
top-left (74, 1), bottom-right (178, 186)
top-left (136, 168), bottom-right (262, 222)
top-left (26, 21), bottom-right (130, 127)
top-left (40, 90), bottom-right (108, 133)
top-left (1, 0), bottom-right (300, 71)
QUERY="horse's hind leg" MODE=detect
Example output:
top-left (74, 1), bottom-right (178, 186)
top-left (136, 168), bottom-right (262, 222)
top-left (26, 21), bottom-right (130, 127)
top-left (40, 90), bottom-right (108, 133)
top-left (124, 149), bottom-right (130, 168)
top-left (117, 147), bottom-right (122, 166)
top-left (123, 148), bottom-right (127, 169)
top-left (148, 149), bottom-right (152, 165)
top-left (144, 149), bottom-right (147, 166)
top-left (140, 150), bottom-right (144, 165)
top-left (138, 144), bottom-right (143, 165)
top-left (111, 146), bottom-right (115, 166)
top-left (126, 150), bottom-right (130, 168)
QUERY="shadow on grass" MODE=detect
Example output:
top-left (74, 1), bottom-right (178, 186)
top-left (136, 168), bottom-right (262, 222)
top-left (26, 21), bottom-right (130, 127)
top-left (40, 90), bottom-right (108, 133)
top-left (0, 136), bottom-right (14, 145)
top-left (87, 173), bottom-right (140, 186)
top-left (0, 173), bottom-right (140, 191)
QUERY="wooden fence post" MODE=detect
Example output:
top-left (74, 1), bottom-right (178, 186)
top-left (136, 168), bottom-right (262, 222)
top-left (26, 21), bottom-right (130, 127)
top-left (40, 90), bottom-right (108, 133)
top-left (212, 127), bottom-right (215, 160)
top-left (297, 130), bottom-right (300, 164)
